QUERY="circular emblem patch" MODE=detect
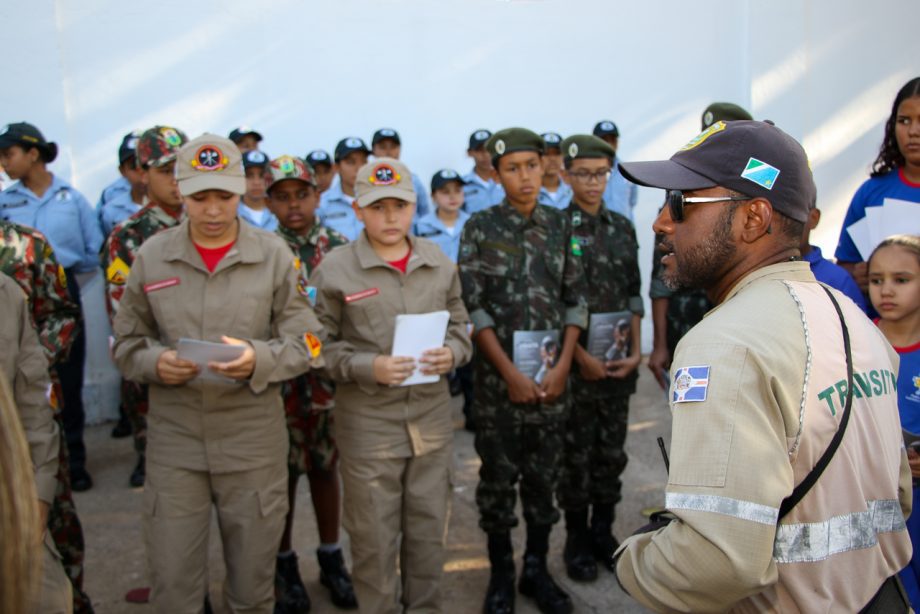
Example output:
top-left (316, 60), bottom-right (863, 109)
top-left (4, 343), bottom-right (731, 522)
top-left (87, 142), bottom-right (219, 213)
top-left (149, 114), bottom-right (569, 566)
top-left (474, 130), bottom-right (490, 141)
top-left (126, 137), bottom-right (138, 150)
top-left (161, 127), bottom-right (182, 148)
top-left (191, 145), bottom-right (228, 171)
top-left (311, 151), bottom-right (328, 161)
top-left (703, 111), bottom-right (714, 127)
top-left (601, 121), bottom-right (614, 131)
top-left (345, 138), bottom-right (362, 148)
top-left (277, 155), bottom-right (297, 174)
top-left (675, 372), bottom-right (692, 392)
top-left (495, 139), bottom-right (506, 155)
top-left (248, 151), bottom-right (267, 163)
top-left (379, 128), bottom-right (396, 137)
top-left (568, 143), bottom-right (579, 158)
top-left (369, 164), bottom-right (399, 185)
top-left (440, 170), bottom-right (457, 179)
top-left (544, 133), bottom-right (560, 144)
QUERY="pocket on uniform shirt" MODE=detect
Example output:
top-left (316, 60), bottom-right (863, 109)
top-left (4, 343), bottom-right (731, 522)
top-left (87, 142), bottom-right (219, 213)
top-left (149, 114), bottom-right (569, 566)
top-left (345, 297), bottom-right (389, 349)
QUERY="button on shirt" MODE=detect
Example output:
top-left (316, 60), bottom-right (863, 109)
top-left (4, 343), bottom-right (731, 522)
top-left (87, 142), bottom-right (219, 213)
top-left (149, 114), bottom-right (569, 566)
top-left (462, 169), bottom-right (505, 214)
top-left (606, 159), bottom-right (638, 223)
top-left (413, 210), bottom-right (470, 263)
top-left (318, 182), bottom-right (363, 242)
top-left (0, 175), bottom-right (104, 272)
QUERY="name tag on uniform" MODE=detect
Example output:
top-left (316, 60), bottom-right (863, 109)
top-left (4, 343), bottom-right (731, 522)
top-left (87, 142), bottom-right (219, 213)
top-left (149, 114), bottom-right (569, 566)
top-left (144, 277), bottom-right (180, 293)
top-left (672, 366), bottom-right (710, 403)
top-left (345, 287), bottom-right (379, 303)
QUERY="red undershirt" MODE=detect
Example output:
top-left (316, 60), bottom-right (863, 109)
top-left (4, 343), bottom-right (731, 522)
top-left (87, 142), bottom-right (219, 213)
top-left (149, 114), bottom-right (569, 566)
top-left (387, 247), bottom-right (412, 274)
top-left (194, 241), bottom-right (235, 273)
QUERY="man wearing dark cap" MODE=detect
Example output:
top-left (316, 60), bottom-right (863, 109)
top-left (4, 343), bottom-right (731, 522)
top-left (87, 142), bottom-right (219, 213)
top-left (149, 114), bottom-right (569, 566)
top-left (370, 128), bottom-right (431, 218)
top-left (228, 126), bottom-right (263, 153)
top-left (306, 149), bottom-right (335, 194)
top-left (613, 120), bottom-right (912, 612)
top-left (537, 132), bottom-right (572, 209)
top-left (99, 132), bottom-right (146, 236)
top-left (459, 127), bottom-right (587, 614)
top-left (593, 120), bottom-right (637, 222)
top-left (555, 135), bottom-right (642, 583)
top-left (463, 129), bottom-right (505, 214)
top-left (318, 137), bottom-right (370, 241)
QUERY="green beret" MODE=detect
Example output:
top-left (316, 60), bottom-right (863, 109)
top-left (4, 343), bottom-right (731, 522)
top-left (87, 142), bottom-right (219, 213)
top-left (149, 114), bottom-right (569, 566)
top-left (486, 127), bottom-right (544, 165)
top-left (560, 134), bottom-right (616, 163)
top-left (701, 102), bottom-right (753, 130)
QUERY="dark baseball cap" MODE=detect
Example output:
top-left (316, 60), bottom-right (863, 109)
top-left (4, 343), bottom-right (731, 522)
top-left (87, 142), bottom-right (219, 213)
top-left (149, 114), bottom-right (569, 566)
top-left (0, 122), bottom-right (58, 162)
top-left (701, 102), bottom-right (753, 130)
top-left (560, 135), bottom-right (616, 163)
top-left (430, 169), bottom-right (466, 192)
top-left (305, 149), bottom-right (332, 168)
top-left (486, 128), bottom-right (544, 166)
top-left (541, 132), bottom-right (563, 151)
top-left (371, 128), bottom-right (400, 147)
top-left (228, 126), bottom-right (263, 143)
top-left (334, 137), bottom-right (370, 162)
top-left (468, 129), bottom-right (492, 150)
top-left (593, 121), bottom-right (620, 138)
top-left (118, 130), bottom-right (142, 164)
top-left (242, 149), bottom-right (270, 169)
top-left (619, 120), bottom-right (816, 223)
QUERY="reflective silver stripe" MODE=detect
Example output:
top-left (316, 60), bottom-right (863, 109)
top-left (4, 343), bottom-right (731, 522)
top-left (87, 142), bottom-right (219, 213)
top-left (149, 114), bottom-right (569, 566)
top-left (773, 499), bottom-right (906, 563)
top-left (782, 281), bottom-right (810, 458)
top-left (666, 493), bottom-right (779, 525)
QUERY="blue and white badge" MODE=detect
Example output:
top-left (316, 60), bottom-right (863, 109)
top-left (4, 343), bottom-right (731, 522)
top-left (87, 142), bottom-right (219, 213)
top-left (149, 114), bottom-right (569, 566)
top-left (741, 157), bottom-right (780, 190)
top-left (672, 366), bottom-right (711, 403)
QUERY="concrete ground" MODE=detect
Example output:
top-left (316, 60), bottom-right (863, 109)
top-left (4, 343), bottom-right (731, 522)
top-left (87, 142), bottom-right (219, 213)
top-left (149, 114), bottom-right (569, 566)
top-left (74, 368), bottom-right (670, 613)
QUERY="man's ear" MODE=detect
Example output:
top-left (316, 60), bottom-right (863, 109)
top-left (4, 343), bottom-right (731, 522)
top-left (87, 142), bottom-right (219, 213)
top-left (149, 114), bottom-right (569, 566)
top-left (740, 198), bottom-right (773, 243)
top-left (808, 207), bottom-right (821, 231)
top-left (351, 201), bottom-right (364, 222)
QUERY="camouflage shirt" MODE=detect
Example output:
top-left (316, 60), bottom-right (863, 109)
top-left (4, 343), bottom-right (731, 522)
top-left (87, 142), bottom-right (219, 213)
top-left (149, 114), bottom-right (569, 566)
top-left (0, 220), bottom-right (79, 364)
top-left (277, 222), bottom-right (348, 412)
top-left (459, 200), bottom-right (588, 358)
top-left (101, 202), bottom-right (183, 321)
top-left (567, 202), bottom-right (643, 391)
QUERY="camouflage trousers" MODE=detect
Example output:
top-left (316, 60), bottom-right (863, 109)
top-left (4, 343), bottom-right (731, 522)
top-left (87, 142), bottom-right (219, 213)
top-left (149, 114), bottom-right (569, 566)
top-left (472, 366), bottom-right (567, 532)
top-left (282, 373), bottom-right (338, 476)
top-left (121, 378), bottom-right (148, 454)
top-left (557, 388), bottom-right (631, 511)
top-left (49, 408), bottom-right (94, 613)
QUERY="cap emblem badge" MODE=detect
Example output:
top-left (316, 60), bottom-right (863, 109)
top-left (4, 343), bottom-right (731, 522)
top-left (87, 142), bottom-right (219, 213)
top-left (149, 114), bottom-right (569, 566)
top-left (191, 145), bottom-right (228, 171)
top-left (369, 164), bottom-right (400, 186)
top-left (160, 127), bottom-right (183, 148)
top-left (679, 121), bottom-right (726, 151)
top-left (568, 143), bottom-right (579, 158)
top-left (494, 140), bottom-right (506, 155)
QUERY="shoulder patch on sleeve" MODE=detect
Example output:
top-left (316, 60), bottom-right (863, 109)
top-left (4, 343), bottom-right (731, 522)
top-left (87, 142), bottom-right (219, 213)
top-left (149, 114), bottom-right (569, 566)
top-left (672, 365), bottom-right (711, 403)
top-left (106, 257), bottom-right (130, 286)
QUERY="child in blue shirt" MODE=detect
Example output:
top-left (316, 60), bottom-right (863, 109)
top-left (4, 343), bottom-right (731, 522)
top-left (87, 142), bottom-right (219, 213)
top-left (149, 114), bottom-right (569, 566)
top-left (413, 169), bottom-right (469, 262)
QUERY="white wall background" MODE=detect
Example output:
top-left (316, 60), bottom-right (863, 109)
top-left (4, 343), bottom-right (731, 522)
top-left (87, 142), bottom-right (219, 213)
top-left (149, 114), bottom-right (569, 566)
top-left (2, 0), bottom-right (917, 420)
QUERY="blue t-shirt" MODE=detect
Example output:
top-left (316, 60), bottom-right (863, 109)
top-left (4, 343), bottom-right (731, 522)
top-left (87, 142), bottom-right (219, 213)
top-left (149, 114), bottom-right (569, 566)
top-left (834, 168), bottom-right (920, 262)
top-left (803, 245), bottom-right (868, 313)
top-left (895, 340), bottom-right (920, 434)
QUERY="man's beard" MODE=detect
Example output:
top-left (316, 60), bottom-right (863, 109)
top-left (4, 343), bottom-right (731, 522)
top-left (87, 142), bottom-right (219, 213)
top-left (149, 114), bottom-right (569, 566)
top-left (661, 206), bottom-right (738, 291)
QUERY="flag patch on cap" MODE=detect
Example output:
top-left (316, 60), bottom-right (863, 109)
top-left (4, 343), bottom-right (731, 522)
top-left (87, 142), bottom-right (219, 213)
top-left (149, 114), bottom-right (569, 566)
top-left (740, 157), bottom-right (780, 190)
top-left (672, 366), bottom-right (710, 403)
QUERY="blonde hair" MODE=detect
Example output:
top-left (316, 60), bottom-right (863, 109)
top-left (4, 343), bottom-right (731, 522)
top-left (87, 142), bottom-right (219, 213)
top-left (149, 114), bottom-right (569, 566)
top-left (0, 374), bottom-right (40, 614)
top-left (868, 234), bottom-right (920, 266)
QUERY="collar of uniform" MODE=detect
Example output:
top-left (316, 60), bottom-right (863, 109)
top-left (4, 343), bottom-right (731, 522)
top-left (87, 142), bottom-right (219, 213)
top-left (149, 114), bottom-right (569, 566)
top-left (720, 260), bottom-right (813, 305)
top-left (463, 169), bottom-right (492, 188)
top-left (354, 230), bottom-right (441, 272)
top-left (417, 210), bottom-right (469, 233)
top-left (498, 199), bottom-right (550, 229)
top-left (277, 222), bottom-right (323, 248)
top-left (146, 202), bottom-right (184, 227)
top-left (565, 201), bottom-right (614, 224)
top-left (320, 182), bottom-right (355, 208)
top-left (164, 218), bottom-right (265, 271)
top-left (5, 173), bottom-right (68, 202)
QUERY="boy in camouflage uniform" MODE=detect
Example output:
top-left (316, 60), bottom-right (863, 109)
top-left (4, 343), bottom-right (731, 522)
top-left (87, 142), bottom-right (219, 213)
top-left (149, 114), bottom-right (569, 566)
top-left (458, 127), bottom-right (587, 614)
top-left (0, 220), bottom-right (93, 613)
top-left (264, 155), bottom-right (357, 612)
top-left (555, 135), bottom-right (643, 582)
top-left (101, 125), bottom-right (188, 487)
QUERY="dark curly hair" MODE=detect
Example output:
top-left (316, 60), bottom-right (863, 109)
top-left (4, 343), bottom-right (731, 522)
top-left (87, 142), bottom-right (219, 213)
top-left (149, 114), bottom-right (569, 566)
top-left (871, 77), bottom-right (920, 177)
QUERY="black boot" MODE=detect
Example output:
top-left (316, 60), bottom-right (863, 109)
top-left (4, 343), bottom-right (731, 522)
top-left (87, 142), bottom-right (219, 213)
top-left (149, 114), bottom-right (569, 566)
top-left (111, 408), bottom-right (131, 438)
top-left (129, 453), bottom-right (145, 488)
top-left (563, 509), bottom-right (597, 582)
top-left (590, 503), bottom-right (620, 572)
top-left (483, 532), bottom-right (515, 614)
top-left (317, 548), bottom-right (357, 609)
top-left (519, 525), bottom-right (573, 614)
top-left (274, 552), bottom-right (311, 614)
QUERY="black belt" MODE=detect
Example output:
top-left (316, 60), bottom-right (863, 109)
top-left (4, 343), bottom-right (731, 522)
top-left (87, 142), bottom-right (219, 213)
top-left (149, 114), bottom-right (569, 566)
top-left (859, 574), bottom-right (909, 613)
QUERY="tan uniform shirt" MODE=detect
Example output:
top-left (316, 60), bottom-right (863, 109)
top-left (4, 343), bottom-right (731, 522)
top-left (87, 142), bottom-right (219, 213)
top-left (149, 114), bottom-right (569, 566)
top-left (112, 219), bottom-right (324, 473)
top-left (0, 273), bottom-right (59, 503)
top-left (311, 232), bottom-right (472, 459)
top-left (616, 262), bottom-right (911, 613)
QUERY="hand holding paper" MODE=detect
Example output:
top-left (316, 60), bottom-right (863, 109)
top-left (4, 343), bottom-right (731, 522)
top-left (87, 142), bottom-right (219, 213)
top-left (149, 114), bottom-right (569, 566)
top-left (390, 311), bottom-right (451, 386)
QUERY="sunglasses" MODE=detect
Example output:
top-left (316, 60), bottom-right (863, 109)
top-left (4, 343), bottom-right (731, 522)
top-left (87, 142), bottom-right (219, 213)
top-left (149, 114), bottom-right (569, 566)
top-left (666, 189), bottom-right (750, 222)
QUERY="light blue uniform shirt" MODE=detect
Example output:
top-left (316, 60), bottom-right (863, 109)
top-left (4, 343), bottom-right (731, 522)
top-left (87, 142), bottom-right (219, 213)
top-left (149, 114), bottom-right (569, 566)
top-left (96, 175), bottom-right (130, 210)
top-left (605, 159), bottom-right (638, 223)
top-left (538, 181), bottom-right (573, 210)
top-left (462, 168), bottom-right (505, 214)
top-left (100, 192), bottom-right (142, 235)
top-left (238, 201), bottom-right (279, 232)
top-left (412, 209), bottom-right (470, 263)
top-left (0, 174), bottom-right (103, 272)
top-left (318, 182), bottom-right (363, 242)
top-left (411, 172), bottom-right (431, 219)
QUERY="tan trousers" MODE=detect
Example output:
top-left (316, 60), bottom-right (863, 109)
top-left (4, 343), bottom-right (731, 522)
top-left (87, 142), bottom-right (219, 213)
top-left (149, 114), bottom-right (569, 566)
top-left (340, 443), bottom-right (452, 614)
top-left (144, 460), bottom-right (288, 614)
top-left (33, 532), bottom-right (73, 614)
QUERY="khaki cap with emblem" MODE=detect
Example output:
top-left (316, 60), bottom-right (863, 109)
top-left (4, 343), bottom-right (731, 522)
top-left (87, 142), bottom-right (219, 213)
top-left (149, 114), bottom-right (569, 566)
top-left (560, 134), bottom-right (616, 164)
top-left (267, 155), bottom-right (317, 191)
top-left (175, 133), bottom-right (245, 196)
top-left (486, 127), bottom-right (544, 166)
top-left (354, 157), bottom-right (416, 208)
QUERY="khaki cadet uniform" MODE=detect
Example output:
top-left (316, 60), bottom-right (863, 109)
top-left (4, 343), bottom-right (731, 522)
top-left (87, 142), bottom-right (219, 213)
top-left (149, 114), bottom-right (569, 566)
top-left (112, 134), bottom-right (325, 614)
top-left (0, 274), bottom-right (72, 613)
top-left (311, 158), bottom-right (472, 614)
